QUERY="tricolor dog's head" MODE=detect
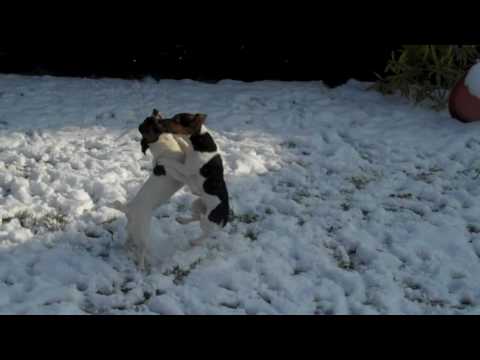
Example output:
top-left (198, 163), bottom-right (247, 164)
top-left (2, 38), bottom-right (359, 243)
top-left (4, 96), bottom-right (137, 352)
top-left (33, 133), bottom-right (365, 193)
top-left (138, 109), bottom-right (165, 154)
top-left (160, 113), bottom-right (207, 136)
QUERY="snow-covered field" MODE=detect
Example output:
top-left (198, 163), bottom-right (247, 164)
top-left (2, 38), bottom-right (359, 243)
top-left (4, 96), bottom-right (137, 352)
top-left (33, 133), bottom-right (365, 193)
top-left (1, 74), bottom-right (480, 314)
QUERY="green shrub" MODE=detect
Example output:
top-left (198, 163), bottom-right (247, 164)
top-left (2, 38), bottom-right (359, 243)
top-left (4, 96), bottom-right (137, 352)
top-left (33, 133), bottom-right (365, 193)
top-left (372, 45), bottom-right (480, 110)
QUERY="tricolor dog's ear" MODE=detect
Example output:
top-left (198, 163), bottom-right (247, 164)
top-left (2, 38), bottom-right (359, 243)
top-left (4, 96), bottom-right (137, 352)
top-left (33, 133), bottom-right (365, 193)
top-left (192, 113), bottom-right (207, 131)
top-left (152, 109), bottom-right (162, 119)
top-left (194, 113), bottom-right (207, 123)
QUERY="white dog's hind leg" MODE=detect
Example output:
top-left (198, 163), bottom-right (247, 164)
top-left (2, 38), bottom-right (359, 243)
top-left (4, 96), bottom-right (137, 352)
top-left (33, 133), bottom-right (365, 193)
top-left (138, 242), bottom-right (148, 271)
top-left (125, 173), bottom-right (182, 270)
top-left (190, 215), bottom-right (218, 246)
top-left (126, 203), bottom-right (151, 270)
top-left (176, 198), bottom-right (206, 224)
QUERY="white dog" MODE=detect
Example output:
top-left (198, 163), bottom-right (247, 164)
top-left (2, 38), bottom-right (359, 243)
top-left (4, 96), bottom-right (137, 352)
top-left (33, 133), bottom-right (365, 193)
top-left (115, 109), bottom-right (186, 270)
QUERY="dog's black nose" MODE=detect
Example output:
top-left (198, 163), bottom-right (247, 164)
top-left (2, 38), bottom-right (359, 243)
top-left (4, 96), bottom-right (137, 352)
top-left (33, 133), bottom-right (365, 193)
top-left (138, 124), bottom-right (144, 133)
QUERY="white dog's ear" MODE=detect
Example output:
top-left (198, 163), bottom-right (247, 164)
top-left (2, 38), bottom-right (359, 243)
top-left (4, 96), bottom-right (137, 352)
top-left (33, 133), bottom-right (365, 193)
top-left (152, 109), bottom-right (162, 119)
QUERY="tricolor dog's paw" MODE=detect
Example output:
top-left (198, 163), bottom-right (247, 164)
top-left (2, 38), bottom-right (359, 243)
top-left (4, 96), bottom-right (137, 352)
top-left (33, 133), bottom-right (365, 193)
top-left (190, 235), bottom-right (209, 247)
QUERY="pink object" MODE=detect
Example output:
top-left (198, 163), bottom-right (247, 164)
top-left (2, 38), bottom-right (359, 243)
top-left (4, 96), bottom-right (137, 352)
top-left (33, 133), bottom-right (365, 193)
top-left (449, 72), bottom-right (480, 123)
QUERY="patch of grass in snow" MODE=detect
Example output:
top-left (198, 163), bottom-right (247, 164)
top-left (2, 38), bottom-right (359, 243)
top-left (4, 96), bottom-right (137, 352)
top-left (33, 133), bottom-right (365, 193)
top-left (277, 180), bottom-right (295, 189)
top-left (459, 296), bottom-right (474, 308)
top-left (383, 205), bottom-right (399, 213)
top-left (383, 202), bottom-right (425, 217)
top-left (34, 213), bottom-right (69, 232)
top-left (412, 167), bottom-right (443, 184)
top-left (293, 159), bottom-right (309, 169)
top-left (403, 278), bottom-right (423, 292)
top-left (414, 173), bottom-right (434, 184)
top-left (406, 207), bottom-right (425, 217)
top-left (133, 291), bottom-right (153, 307)
top-left (336, 250), bottom-right (357, 272)
top-left (283, 141), bottom-right (297, 149)
top-left (324, 242), bottom-right (357, 272)
top-left (341, 203), bottom-right (351, 212)
top-left (219, 301), bottom-right (241, 310)
top-left (163, 258), bottom-right (203, 285)
top-left (244, 229), bottom-right (259, 241)
top-left (95, 111), bottom-right (116, 120)
top-left (2, 277), bottom-right (15, 287)
top-left (326, 225), bottom-right (342, 235)
top-left (233, 212), bottom-right (259, 224)
top-left (292, 189), bottom-right (312, 204)
top-left (389, 193), bottom-right (414, 199)
top-left (1, 210), bottom-right (68, 232)
top-left (428, 166), bottom-right (443, 173)
top-left (361, 209), bottom-right (370, 221)
top-left (95, 286), bottom-right (115, 296)
top-left (405, 292), bottom-right (448, 309)
top-left (292, 266), bottom-right (308, 276)
top-left (457, 167), bottom-right (480, 180)
top-left (358, 151), bottom-right (372, 162)
top-left (347, 168), bottom-right (384, 192)
top-left (80, 301), bottom-right (98, 315)
top-left (339, 188), bottom-right (355, 196)
top-left (402, 279), bottom-right (462, 310)
top-left (313, 297), bottom-right (335, 315)
top-left (337, 259), bottom-right (355, 271)
top-left (472, 169), bottom-right (480, 180)
top-left (348, 175), bottom-right (373, 191)
top-left (258, 291), bottom-right (272, 305)
top-left (432, 203), bottom-right (447, 213)
top-left (84, 230), bottom-right (103, 238)
top-left (467, 225), bottom-right (480, 234)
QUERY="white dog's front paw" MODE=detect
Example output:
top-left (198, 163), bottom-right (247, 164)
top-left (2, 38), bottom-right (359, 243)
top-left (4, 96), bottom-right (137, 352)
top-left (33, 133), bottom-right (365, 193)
top-left (190, 235), bottom-right (208, 246)
top-left (176, 216), bottom-right (195, 225)
top-left (137, 253), bottom-right (151, 272)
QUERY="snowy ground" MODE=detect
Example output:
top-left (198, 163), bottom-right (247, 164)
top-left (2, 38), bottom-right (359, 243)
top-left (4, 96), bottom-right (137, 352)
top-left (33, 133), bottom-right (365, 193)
top-left (1, 74), bottom-right (480, 314)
